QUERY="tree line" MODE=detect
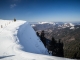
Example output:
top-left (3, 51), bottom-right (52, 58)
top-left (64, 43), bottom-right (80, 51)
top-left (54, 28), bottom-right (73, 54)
top-left (36, 30), bottom-right (64, 57)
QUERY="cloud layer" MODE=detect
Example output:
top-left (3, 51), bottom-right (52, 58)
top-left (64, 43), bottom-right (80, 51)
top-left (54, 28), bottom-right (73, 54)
top-left (10, 4), bottom-right (16, 8)
top-left (10, 0), bottom-right (21, 8)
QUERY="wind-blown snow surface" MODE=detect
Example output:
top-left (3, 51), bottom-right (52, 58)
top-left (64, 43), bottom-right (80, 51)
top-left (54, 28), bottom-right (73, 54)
top-left (17, 21), bottom-right (48, 54)
top-left (0, 20), bottom-right (76, 60)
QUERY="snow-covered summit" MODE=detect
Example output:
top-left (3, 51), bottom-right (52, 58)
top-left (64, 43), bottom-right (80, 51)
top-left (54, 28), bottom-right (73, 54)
top-left (69, 23), bottom-right (74, 26)
top-left (0, 20), bottom-right (76, 60)
top-left (38, 22), bottom-right (54, 25)
top-left (63, 23), bottom-right (74, 27)
top-left (57, 23), bottom-right (75, 29)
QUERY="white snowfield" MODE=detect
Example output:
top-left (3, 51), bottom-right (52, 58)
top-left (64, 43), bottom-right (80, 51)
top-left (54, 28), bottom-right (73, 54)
top-left (0, 20), bottom-right (76, 60)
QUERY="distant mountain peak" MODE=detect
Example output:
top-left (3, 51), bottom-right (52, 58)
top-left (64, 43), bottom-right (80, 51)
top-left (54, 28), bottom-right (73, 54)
top-left (38, 22), bottom-right (54, 24)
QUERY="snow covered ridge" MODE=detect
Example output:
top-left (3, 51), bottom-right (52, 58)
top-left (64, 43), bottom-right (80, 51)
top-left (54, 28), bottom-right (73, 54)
top-left (30, 22), bottom-right (75, 31)
top-left (38, 22), bottom-right (55, 25)
top-left (59, 23), bottom-right (75, 29)
top-left (17, 20), bottom-right (49, 55)
top-left (0, 20), bottom-right (76, 60)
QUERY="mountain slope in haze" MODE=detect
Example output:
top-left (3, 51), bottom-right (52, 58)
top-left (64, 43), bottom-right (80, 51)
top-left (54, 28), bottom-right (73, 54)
top-left (31, 22), bottom-right (80, 59)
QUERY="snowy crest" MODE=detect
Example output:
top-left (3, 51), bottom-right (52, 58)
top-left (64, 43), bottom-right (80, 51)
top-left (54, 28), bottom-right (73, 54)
top-left (0, 20), bottom-right (76, 60)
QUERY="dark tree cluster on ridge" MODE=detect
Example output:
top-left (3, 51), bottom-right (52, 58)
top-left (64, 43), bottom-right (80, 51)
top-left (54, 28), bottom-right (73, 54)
top-left (36, 30), bottom-right (64, 57)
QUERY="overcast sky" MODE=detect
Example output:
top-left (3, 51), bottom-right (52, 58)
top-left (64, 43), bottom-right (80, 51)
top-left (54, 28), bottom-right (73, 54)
top-left (0, 0), bottom-right (80, 22)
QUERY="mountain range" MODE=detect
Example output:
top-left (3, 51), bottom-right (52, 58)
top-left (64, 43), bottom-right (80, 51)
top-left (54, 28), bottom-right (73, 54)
top-left (30, 21), bottom-right (80, 59)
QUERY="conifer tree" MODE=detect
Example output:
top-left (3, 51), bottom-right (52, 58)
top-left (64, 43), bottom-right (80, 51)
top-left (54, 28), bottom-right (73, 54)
top-left (14, 18), bottom-right (16, 22)
top-left (40, 30), bottom-right (46, 47)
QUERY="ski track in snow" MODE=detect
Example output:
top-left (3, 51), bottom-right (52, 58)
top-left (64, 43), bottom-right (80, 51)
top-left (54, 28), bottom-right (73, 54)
top-left (0, 20), bottom-right (77, 60)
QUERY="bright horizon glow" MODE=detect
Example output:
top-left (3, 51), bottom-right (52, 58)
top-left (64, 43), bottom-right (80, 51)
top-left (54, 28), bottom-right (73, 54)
top-left (0, 0), bottom-right (80, 22)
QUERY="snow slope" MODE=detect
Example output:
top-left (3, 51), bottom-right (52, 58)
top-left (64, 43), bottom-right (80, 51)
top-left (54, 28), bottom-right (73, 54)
top-left (0, 20), bottom-right (76, 60)
top-left (17, 21), bottom-right (48, 54)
